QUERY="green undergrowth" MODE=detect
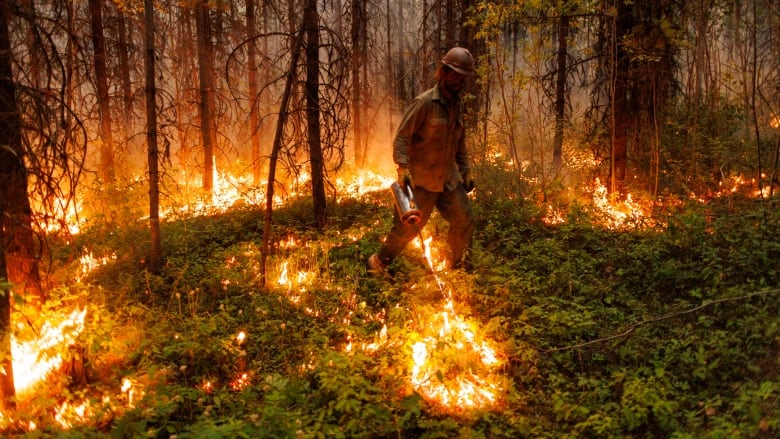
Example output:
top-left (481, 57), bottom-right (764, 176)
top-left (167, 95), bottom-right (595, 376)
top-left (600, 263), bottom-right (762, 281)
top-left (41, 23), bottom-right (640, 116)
top-left (10, 190), bottom-right (780, 438)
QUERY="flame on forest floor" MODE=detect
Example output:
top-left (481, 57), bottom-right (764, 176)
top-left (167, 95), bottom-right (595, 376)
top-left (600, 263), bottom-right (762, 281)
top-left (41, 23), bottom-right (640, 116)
top-left (267, 227), bottom-right (506, 413)
top-left (168, 166), bottom-right (394, 218)
top-left (542, 178), bottom-right (650, 229)
top-left (405, 234), bottom-right (505, 411)
top-left (0, 308), bottom-right (97, 430)
top-left (10, 308), bottom-right (88, 394)
top-left (409, 301), bottom-right (503, 410)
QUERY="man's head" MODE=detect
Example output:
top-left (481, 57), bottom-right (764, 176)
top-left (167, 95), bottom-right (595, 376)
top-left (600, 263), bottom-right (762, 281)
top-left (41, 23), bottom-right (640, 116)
top-left (437, 47), bottom-right (474, 96)
top-left (441, 47), bottom-right (474, 76)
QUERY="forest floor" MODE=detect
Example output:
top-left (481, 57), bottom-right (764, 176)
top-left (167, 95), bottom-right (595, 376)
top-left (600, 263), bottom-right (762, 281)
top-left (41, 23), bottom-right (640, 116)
top-left (2, 180), bottom-right (779, 438)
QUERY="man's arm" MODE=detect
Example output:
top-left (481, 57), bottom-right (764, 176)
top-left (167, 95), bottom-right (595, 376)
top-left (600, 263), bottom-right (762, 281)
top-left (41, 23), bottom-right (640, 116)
top-left (393, 98), bottom-right (428, 166)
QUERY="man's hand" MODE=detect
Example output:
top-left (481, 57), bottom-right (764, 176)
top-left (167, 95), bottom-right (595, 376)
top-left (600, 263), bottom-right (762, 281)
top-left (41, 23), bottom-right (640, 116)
top-left (461, 171), bottom-right (474, 193)
top-left (398, 165), bottom-right (414, 189)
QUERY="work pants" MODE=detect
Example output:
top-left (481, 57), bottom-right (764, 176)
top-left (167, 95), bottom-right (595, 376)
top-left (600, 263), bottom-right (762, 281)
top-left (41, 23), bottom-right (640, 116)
top-left (378, 184), bottom-right (474, 267)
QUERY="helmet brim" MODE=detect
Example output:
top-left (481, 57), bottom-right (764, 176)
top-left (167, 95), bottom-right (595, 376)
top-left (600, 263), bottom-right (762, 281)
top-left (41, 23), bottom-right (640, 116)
top-left (443, 62), bottom-right (473, 76)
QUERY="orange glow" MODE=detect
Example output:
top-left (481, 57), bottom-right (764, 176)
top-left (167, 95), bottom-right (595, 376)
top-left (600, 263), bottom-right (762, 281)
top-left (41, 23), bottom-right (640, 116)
top-left (409, 306), bottom-right (503, 410)
top-left (11, 308), bottom-right (87, 394)
top-left (405, 233), bottom-right (505, 411)
top-left (230, 372), bottom-right (251, 391)
top-left (77, 249), bottom-right (117, 282)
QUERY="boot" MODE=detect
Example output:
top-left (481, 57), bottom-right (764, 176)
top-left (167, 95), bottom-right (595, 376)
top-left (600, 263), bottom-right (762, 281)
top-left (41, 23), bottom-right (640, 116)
top-left (367, 253), bottom-right (388, 276)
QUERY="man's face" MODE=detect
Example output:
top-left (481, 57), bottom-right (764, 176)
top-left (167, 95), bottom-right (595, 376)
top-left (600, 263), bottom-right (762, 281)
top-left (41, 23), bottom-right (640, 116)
top-left (442, 69), bottom-right (468, 94)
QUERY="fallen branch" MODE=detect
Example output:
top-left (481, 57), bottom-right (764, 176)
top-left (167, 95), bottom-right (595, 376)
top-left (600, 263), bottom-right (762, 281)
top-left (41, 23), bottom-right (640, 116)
top-left (541, 288), bottom-right (780, 354)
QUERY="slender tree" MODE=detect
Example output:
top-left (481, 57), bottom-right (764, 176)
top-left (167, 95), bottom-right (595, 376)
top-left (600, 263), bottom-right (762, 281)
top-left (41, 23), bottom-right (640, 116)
top-left (246, 0), bottom-right (262, 185)
top-left (0, 0), bottom-right (19, 403)
top-left (305, 0), bottom-right (326, 228)
top-left (351, 0), bottom-right (365, 166)
top-left (195, 0), bottom-right (216, 194)
top-left (116, 6), bottom-right (135, 153)
top-left (261, 25), bottom-right (306, 285)
top-left (89, 0), bottom-right (116, 183)
top-left (552, 11), bottom-right (569, 173)
top-left (144, 0), bottom-right (161, 273)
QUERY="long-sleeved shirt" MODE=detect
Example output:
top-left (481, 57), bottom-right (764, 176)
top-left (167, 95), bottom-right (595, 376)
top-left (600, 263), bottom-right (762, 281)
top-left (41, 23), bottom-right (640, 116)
top-left (392, 84), bottom-right (469, 192)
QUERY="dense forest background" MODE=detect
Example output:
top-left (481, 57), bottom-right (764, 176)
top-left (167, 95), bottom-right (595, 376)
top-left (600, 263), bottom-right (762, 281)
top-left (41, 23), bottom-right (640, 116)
top-left (0, 0), bottom-right (778, 436)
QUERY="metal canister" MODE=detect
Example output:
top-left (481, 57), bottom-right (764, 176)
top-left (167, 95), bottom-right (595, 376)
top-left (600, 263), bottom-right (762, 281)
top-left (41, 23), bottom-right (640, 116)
top-left (390, 181), bottom-right (422, 225)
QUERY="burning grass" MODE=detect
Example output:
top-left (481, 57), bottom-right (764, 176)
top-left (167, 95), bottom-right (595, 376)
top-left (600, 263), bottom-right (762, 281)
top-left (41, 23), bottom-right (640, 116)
top-left (3, 165), bottom-right (777, 436)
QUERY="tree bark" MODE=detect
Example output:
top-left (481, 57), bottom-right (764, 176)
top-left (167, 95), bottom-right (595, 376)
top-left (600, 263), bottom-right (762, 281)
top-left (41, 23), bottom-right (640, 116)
top-left (0, 0), bottom-right (19, 403)
top-left (305, 0), bottom-right (326, 229)
top-left (247, 0), bottom-right (262, 185)
top-left (1, 0), bottom-right (42, 303)
top-left (117, 8), bottom-right (135, 150)
top-left (351, 0), bottom-right (364, 166)
top-left (144, 0), bottom-right (161, 274)
top-left (195, 0), bottom-right (216, 194)
top-left (552, 13), bottom-right (569, 174)
top-left (261, 25), bottom-right (306, 286)
top-left (89, 0), bottom-right (116, 183)
top-left (610, 1), bottom-right (631, 197)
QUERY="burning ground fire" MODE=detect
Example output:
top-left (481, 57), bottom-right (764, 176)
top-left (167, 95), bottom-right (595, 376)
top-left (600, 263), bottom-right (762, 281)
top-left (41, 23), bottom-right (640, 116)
top-left (0, 252), bottom-right (141, 431)
top-left (406, 235), bottom-right (506, 411)
top-left (268, 230), bottom-right (507, 412)
top-left (19, 159), bottom-right (775, 428)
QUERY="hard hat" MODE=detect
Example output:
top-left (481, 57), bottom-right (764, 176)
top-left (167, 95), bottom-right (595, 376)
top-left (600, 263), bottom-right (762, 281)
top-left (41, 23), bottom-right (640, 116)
top-left (441, 47), bottom-right (474, 76)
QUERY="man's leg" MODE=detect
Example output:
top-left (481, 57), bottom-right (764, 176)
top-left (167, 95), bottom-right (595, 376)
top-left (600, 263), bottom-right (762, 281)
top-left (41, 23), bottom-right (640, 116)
top-left (377, 187), bottom-right (440, 264)
top-left (436, 185), bottom-right (474, 268)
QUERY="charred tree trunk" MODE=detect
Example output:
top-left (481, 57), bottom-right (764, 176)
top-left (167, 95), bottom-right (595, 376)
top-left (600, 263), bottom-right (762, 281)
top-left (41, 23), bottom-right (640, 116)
top-left (351, 0), bottom-right (365, 167)
top-left (1, 3), bottom-right (42, 303)
top-left (305, 0), bottom-right (326, 229)
top-left (0, 1), bottom-right (19, 402)
top-left (117, 8), bottom-right (135, 152)
top-left (144, 0), bottom-right (161, 274)
top-left (247, 0), bottom-right (262, 185)
top-left (610, 1), bottom-right (631, 197)
top-left (195, 0), bottom-right (216, 194)
top-left (89, 0), bottom-right (116, 183)
top-left (552, 13), bottom-right (570, 174)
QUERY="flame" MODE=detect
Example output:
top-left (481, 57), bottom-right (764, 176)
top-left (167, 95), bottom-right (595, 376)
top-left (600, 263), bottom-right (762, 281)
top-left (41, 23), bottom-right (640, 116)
top-left (230, 372), bottom-right (251, 391)
top-left (405, 233), bottom-right (505, 411)
top-left (77, 249), bottom-right (117, 282)
top-left (11, 308), bottom-right (88, 394)
top-left (409, 304), bottom-right (503, 410)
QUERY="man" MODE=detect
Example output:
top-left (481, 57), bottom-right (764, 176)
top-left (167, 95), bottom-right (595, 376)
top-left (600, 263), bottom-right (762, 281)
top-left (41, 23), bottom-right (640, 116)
top-left (368, 46), bottom-right (475, 275)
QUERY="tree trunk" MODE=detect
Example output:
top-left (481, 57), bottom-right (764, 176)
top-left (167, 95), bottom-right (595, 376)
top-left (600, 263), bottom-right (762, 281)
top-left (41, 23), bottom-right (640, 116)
top-left (396, 0), bottom-right (408, 104)
top-left (89, 0), bottom-right (116, 183)
top-left (305, 0), bottom-right (326, 229)
top-left (351, 0), bottom-right (364, 166)
top-left (552, 13), bottom-right (569, 174)
top-left (247, 0), bottom-right (262, 185)
top-left (144, 0), bottom-right (161, 274)
top-left (0, 1), bottom-right (19, 402)
top-left (1, 2), bottom-right (42, 303)
top-left (261, 25), bottom-right (306, 286)
top-left (195, 0), bottom-right (216, 194)
top-left (610, 1), bottom-right (631, 197)
top-left (117, 8), bottom-right (135, 152)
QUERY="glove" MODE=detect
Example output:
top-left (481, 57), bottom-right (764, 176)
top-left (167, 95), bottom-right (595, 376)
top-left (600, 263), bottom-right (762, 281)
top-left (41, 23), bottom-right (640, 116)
top-left (461, 172), bottom-right (474, 193)
top-left (398, 165), bottom-right (414, 189)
